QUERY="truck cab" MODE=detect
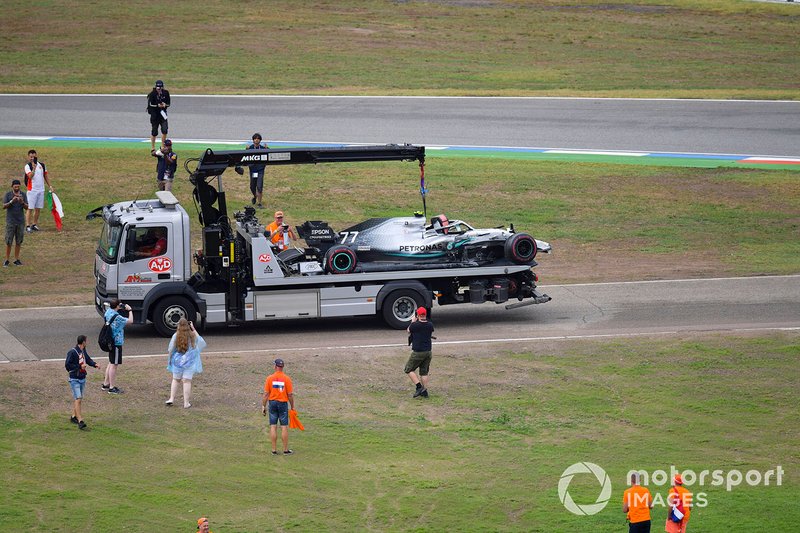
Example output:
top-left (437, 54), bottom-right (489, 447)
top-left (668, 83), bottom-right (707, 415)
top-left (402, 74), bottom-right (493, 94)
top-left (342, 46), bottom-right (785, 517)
top-left (94, 191), bottom-right (196, 333)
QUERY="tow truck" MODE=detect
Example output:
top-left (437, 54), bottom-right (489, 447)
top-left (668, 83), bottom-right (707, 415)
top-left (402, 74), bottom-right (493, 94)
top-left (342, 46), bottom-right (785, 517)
top-left (91, 144), bottom-right (551, 336)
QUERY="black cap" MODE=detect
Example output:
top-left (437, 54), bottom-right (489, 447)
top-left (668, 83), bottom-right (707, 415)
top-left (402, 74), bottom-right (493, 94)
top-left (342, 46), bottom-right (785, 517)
top-left (274, 358), bottom-right (284, 368)
top-left (155, 80), bottom-right (164, 88)
top-left (164, 139), bottom-right (172, 146)
top-left (11, 179), bottom-right (21, 186)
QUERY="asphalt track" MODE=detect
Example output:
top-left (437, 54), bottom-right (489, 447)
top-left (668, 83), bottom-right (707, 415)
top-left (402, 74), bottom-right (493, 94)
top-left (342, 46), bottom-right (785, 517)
top-left (1, 95), bottom-right (799, 158)
top-left (2, 275), bottom-right (799, 363)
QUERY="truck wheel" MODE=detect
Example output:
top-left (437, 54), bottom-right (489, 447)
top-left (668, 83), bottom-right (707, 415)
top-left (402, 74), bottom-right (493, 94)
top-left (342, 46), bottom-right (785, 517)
top-left (504, 233), bottom-right (537, 264)
top-left (153, 296), bottom-right (197, 337)
top-left (324, 245), bottom-right (358, 274)
top-left (382, 289), bottom-right (424, 329)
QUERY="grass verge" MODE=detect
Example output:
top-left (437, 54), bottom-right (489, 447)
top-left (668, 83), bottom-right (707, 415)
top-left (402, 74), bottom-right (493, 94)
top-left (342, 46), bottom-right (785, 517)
top-left (0, 0), bottom-right (798, 98)
top-left (0, 333), bottom-right (797, 531)
top-left (1, 145), bottom-right (799, 307)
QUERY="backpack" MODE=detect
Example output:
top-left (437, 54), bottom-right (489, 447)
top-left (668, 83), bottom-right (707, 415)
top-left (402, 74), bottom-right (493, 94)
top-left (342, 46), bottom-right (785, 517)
top-left (98, 313), bottom-right (117, 353)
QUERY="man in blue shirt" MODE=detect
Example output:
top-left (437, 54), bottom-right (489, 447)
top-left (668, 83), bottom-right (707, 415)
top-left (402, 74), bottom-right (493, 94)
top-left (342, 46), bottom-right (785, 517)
top-left (101, 299), bottom-right (133, 394)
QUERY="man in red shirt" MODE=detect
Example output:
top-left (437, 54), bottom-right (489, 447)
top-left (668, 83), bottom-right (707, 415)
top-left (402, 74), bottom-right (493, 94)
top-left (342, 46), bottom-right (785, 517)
top-left (622, 472), bottom-right (653, 532)
top-left (262, 358), bottom-right (295, 455)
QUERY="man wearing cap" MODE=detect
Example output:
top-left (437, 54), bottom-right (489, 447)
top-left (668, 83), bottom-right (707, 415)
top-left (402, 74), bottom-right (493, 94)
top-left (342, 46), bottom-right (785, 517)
top-left (622, 472), bottom-right (653, 533)
top-left (147, 80), bottom-right (171, 151)
top-left (152, 139), bottom-right (178, 192)
top-left (246, 133), bottom-right (268, 208)
top-left (3, 179), bottom-right (28, 267)
top-left (405, 306), bottom-right (434, 398)
top-left (196, 517), bottom-right (211, 532)
top-left (262, 358), bottom-right (295, 455)
top-left (266, 211), bottom-right (296, 251)
top-left (665, 474), bottom-right (692, 533)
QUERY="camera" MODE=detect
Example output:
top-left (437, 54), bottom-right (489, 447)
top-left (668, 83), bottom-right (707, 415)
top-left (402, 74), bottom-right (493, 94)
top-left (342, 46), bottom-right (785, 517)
top-left (282, 223), bottom-right (289, 229)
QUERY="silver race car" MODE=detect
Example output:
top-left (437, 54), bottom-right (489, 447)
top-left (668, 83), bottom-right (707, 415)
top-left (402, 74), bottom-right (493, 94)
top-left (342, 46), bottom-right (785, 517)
top-left (296, 213), bottom-right (551, 274)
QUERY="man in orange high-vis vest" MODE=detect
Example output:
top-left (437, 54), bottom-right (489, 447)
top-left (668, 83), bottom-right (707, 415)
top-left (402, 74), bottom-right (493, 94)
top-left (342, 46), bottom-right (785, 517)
top-left (262, 358), bottom-right (295, 455)
top-left (623, 472), bottom-right (654, 532)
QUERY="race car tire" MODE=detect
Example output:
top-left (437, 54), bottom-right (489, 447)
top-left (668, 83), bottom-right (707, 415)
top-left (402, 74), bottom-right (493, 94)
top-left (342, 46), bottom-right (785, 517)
top-left (324, 245), bottom-right (358, 274)
top-left (382, 289), bottom-right (425, 329)
top-left (504, 233), bottom-right (537, 264)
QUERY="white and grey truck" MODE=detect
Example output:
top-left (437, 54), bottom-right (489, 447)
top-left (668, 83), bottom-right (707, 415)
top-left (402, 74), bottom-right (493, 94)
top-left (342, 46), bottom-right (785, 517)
top-left (91, 145), bottom-right (551, 336)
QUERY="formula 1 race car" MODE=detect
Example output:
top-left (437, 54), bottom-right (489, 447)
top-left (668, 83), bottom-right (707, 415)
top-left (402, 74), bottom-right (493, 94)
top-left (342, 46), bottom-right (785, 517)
top-left (295, 213), bottom-right (551, 274)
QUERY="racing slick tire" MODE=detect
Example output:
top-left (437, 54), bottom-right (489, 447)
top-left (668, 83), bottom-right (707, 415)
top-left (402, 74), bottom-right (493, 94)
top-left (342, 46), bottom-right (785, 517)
top-left (324, 245), bottom-right (358, 274)
top-left (382, 289), bottom-right (425, 329)
top-left (152, 296), bottom-right (197, 337)
top-left (504, 233), bottom-right (537, 264)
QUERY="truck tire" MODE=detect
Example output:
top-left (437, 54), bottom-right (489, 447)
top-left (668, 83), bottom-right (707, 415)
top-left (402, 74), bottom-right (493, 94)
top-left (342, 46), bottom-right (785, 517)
top-left (382, 289), bottom-right (424, 329)
top-left (152, 296), bottom-right (197, 337)
top-left (504, 233), bottom-right (537, 264)
top-left (324, 245), bottom-right (358, 274)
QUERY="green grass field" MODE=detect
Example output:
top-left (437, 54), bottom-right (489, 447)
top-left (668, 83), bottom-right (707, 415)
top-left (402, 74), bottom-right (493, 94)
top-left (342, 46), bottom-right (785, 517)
top-left (1, 144), bottom-right (799, 307)
top-left (0, 0), bottom-right (798, 98)
top-left (0, 334), bottom-right (797, 531)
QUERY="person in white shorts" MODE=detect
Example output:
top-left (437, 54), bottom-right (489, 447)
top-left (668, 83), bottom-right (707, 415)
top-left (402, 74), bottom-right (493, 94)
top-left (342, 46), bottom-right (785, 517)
top-left (23, 149), bottom-right (55, 232)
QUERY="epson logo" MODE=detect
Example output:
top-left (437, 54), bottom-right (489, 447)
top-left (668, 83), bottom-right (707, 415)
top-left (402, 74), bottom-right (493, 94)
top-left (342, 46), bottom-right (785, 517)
top-left (311, 229), bottom-right (331, 235)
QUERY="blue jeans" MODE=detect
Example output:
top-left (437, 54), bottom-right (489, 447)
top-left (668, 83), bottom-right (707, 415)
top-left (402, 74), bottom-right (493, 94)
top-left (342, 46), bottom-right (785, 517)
top-left (69, 378), bottom-right (86, 400)
top-left (268, 400), bottom-right (289, 425)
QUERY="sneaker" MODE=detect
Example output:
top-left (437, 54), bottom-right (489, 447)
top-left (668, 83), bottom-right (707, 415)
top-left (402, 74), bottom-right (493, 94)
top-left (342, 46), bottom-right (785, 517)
top-left (12, 260), bottom-right (22, 266)
top-left (184, 403), bottom-right (192, 409)
top-left (107, 387), bottom-right (123, 395)
top-left (2, 261), bottom-right (8, 267)
top-left (101, 384), bottom-right (110, 391)
top-left (70, 416), bottom-right (78, 424)
top-left (420, 390), bottom-right (429, 398)
top-left (251, 196), bottom-right (256, 205)
top-left (256, 203), bottom-right (264, 209)
top-left (31, 224), bottom-right (40, 231)
top-left (165, 399), bottom-right (173, 406)
top-left (271, 450), bottom-right (278, 456)
top-left (78, 421), bottom-right (87, 430)
top-left (283, 449), bottom-right (293, 455)
top-left (413, 386), bottom-right (427, 398)
top-left (25, 226), bottom-right (32, 233)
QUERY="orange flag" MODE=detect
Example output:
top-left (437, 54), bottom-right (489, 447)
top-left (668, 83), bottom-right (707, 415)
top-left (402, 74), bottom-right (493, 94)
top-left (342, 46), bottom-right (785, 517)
top-left (289, 409), bottom-right (305, 430)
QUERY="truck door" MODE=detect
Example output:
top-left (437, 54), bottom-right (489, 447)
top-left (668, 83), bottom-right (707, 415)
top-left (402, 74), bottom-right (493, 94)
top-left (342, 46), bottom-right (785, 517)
top-left (118, 224), bottom-right (178, 302)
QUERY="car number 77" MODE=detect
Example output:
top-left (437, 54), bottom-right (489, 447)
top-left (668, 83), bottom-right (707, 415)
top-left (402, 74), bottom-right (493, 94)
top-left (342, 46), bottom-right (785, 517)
top-left (339, 231), bottom-right (359, 244)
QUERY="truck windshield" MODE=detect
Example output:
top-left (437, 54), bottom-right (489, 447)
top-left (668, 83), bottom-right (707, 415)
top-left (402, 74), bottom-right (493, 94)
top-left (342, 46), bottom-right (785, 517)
top-left (97, 223), bottom-right (123, 263)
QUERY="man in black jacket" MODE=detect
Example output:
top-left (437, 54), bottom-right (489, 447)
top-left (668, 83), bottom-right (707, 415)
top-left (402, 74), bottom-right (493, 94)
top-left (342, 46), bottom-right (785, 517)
top-left (147, 80), bottom-right (171, 151)
top-left (65, 335), bottom-right (100, 430)
top-left (405, 307), bottom-right (434, 398)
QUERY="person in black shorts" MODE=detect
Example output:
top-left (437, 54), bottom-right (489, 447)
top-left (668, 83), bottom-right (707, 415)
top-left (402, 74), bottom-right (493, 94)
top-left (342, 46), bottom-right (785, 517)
top-left (101, 299), bottom-right (133, 394)
top-left (147, 80), bottom-right (171, 151)
top-left (404, 306), bottom-right (434, 398)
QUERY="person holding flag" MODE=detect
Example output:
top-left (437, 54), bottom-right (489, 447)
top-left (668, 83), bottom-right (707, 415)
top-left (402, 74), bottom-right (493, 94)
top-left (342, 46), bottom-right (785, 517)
top-left (261, 358), bottom-right (296, 455)
top-left (23, 149), bottom-right (55, 232)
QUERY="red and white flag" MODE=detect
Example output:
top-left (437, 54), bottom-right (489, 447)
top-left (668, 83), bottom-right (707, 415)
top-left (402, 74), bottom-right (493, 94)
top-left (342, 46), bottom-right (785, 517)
top-left (48, 191), bottom-right (64, 231)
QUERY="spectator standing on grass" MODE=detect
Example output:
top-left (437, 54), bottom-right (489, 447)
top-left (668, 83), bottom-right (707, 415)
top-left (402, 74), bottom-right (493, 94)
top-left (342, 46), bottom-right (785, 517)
top-left (623, 472), bottom-right (653, 533)
top-left (405, 306), bottom-right (434, 398)
top-left (261, 358), bottom-right (295, 455)
top-left (101, 299), bottom-right (133, 395)
top-left (3, 179), bottom-right (27, 267)
top-left (152, 139), bottom-right (178, 192)
top-left (246, 133), bottom-right (268, 209)
top-left (23, 149), bottom-right (54, 233)
top-left (665, 474), bottom-right (692, 533)
top-left (65, 335), bottom-right (101, 431)
top-left (165, 318), bottom-right (206, 409)
top-left (266, 210), bottom-right (296, 251)
top-left (147, 80), bottom-right (171, 151)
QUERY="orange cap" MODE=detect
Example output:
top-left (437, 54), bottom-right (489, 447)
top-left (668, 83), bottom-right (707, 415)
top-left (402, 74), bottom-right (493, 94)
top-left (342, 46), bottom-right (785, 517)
top-left (674, 474), bottom-right (683, 485)
top-left (197, 517), bottom-right (208, 527)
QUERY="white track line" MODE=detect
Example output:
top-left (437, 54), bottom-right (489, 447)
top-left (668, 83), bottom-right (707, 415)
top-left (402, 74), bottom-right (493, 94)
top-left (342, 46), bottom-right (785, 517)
top-left (32, 326), bottom-right (800, 364)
